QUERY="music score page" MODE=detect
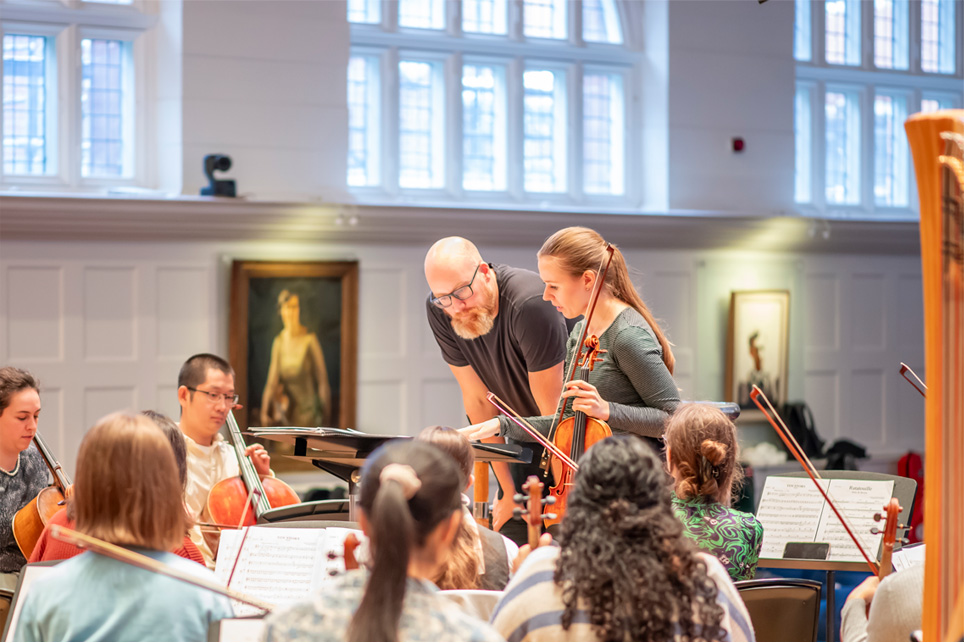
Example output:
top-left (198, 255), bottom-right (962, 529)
top-left (757, 476), bottom-right (894, 562)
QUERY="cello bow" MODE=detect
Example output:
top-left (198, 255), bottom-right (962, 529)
top-left (749, 385), bottom-right (880, 576)
top-left (51, 525), bottom-right (274, 612)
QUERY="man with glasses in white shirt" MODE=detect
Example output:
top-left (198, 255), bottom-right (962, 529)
top-left (177, 353), bottom-right (272, 567)
top-left (424, 237), bottom-right (570, 546)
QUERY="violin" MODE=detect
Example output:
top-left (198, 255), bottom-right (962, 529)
top-left (544, 337), bottom-right (612, 529)
top-left (513, 475), bottom-right (555, 549)
top-left (871, 498), bottom-right (906, 580)
top-left (206, 412), bottom-right (300, 528)
top-left (13, 432), bottom-right (72, 558)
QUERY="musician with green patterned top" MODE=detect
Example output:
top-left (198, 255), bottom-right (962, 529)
top-left (666, 403), bottom-right (764, 581)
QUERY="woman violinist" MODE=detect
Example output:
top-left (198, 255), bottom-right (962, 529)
top-left (461, 227), bottom-right (680, 450)
top-left (0, 368), bottom-right (49, 591)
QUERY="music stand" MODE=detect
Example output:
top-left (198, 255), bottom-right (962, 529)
top-left (248, 428), bottom-right (532, 522)
top-left (756, 470), bottom-right (917, 642)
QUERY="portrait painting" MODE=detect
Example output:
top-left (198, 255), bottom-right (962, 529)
top-left (229, 260), bottom-right (358, 471)
top-left (724, 290), bottom-right (790, 411)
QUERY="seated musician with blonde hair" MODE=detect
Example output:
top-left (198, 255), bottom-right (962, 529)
top-left (14, 412), bottom-right (232, 642)
top-left (664, 403), bottom-right (763, 581)
top-left (416, 426), bottom-right (518, 590)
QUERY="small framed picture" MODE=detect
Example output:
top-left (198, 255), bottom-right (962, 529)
top-left (725, 290), bottom-right (790, 410)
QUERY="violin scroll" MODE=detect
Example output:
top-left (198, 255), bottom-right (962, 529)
top-left (512, 476), bottom-right (555, 549)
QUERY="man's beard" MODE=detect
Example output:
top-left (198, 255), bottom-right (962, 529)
top-left (451, 300), bottom-right (497, 339)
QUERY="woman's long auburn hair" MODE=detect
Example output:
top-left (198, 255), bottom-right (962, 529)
top-left (555, 435), bottom-right (724, 641)
top-left (539, 227), bottom-right (675, 374)
top-left (349, 440), bottom-right (463, 642)
top-left (664, 403), bottom-right (744, 505)
top-left (74, 412), bottom-right (192, 551)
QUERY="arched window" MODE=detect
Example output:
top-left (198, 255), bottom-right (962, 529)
top-left (346, 0), bottom-right (636, 207)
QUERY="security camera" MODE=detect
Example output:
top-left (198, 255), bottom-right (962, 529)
top-left (200, 153), bottom-right (236, 197)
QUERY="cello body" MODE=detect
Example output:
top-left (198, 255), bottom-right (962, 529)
top-left (12, 432), bottom-right (72, 558)
top-left (207, 475), bottom-right (300, 527)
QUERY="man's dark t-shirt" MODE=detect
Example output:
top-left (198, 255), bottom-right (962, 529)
top-left (426, 264), bottom-right (571, 496)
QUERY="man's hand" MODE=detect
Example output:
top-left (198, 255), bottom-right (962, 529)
top-left (511, 533), bottom-right (553, 574)
top-left (491, 495), bottom-right (516, 532)
top-left (459, 418), bottom-right (501, 441)
top-left (245, 443), bottom-right (271, 477)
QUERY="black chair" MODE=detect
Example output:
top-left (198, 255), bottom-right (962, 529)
top-left (735, 578), bottom-right (822, 642)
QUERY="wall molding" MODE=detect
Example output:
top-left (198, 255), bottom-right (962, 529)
top-left (0, 194), bottom-right (921, 254)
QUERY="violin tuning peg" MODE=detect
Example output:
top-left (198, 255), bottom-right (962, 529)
top-left (513, 494), bottom-right (526, 504)
top-left (544, 496), bottom-right (556, 505)
top-left (326, 551), bottom-right (336, 560)
top-left (541, 513), bottom-right (557, 521)
top-left (870, 527), bottom-right (881, 535)
top-left (900, 538), bottom-right (910, 545)
top-left (873, 513), bottom-right (883, 522)
top-left (512, 508), bottom-right (525, 519)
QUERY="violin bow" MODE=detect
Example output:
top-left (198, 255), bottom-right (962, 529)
top-left (545, 244), bottom-right (616, 446)
top-left (51, 525), bottom-right (274, 612)
top-left (749, 386), bottom-right (880, 575)
top-left (487, 392), bottom-right (579, 471)
top-left (899, 362), bottom-right (928, 398)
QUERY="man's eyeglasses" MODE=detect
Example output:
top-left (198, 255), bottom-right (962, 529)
top-left (431, 264), bottom-right (481, 308)
top-left (187, 387), bottom-right (240, 406)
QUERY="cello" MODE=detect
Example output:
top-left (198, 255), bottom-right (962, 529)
top-left (13, 432), bottom-right (72, 558)
top-left (205, 412), bottom-right (299, 528)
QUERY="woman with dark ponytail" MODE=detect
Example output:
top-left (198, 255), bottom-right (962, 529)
top-left (665, 403), bottom-right (763, 581)
top-left (491, 435), bottom-right (754, 641)
top-left (263, 440), bottom-right (503, 642)
top-left (461, 227), bottom-right (679, 452)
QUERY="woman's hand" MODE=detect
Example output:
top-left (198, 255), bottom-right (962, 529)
top-left (562, 380), bottom-right (610, 420)
top-left (511, 533), bottom-right (553, 574)
top-left (458, 418), bottom-right (501, 441)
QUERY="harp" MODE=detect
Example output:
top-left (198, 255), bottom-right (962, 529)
top-left (905, 108), bottom-right (964, 642)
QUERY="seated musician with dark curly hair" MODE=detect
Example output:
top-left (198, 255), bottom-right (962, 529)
top-left (490, 435), bottom-right (754, 642)
top-left (664, 403), bottom-right (764, 581)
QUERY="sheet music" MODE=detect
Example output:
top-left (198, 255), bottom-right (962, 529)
top-left (213, 526), bottom-right (363, 616)
top-left (816, 479), bottom-right (894, 562)
top-left (757, 476), bottom-right (895, 563)
top-left (757, 477), bottom-right (829, 559)
top-left (892, 544), bottom-right (926, 572)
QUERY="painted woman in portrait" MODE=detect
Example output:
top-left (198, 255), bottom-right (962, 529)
top-left (260, 290), bottom-right (332, 428)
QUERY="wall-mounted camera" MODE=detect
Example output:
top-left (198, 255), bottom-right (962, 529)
top-left (200, 154), bottom-right (237, 197)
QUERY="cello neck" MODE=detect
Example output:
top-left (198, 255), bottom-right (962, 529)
top-left (225, 412), bottom-right (271, 518)
top-left (31, 432), bottom-right (71, 491)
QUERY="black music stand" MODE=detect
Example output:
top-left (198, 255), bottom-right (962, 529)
top-left (247, 428), bottom-right (532, 522)
top-left (756, 470), bottom-right (917, 642)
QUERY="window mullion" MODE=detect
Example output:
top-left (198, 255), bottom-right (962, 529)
top-left (448, 51), bottom-right (463, 199)
top-left (813, 81), bottom-right (826, 211)
top-left (384, 47), bottom-right (400, 197)
top-left (862, 0), bottom-right (874, 70)
top-left (813, 0), bottom-right (826, 66)
top-left (861, 83), bottom-right (873, 213)
top-left (909, 0), bottom-right (921, 72)
top-left (507, 56), bottom-right (524, 201)
top-left (570, 62), bottom-right (583, 203)
top-left (64, 25), bottom-right (80, 188)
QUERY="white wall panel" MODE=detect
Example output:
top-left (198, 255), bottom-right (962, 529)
top-left (804, 371), bottom-right (840, 440)
top-left (358, 381), bottom-right (405, 435)
top-left (850, 369), bottom-right (886, 448)
top-left (851, 274), bottom-right (885, 351)
top-left (6, 267), bottom-right (63, 361)
top-left (156, 267), bottom-right (210, 359)
top-left (360, 267), bottom-right (406, 358)
top-left (83, 387), bottom-right (137, 444)
top-left (804, 274), bottom-right (839, 351)
top-left (421, 379), bottom-right (467, 430)
top-left (84, 267), bottom-right (136, 361)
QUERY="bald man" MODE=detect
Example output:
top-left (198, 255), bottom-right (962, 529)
top-left (425, 237), bottom-right (570, 545)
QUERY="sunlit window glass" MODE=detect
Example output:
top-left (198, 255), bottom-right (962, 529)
top-left (794, 0), bottom-right (812, 61)
top-left (347, 55), bottom-right (381, 187)
top-left (795, 85), bottom-right (812, 204)
top-left (399, 0), bottom-right (445, 30)
top-left (826, 0), bottom-right (861, 65)
top-left (921, 0), bottom-right (956, 74)
top-left (2, 34), bottom-right (53, 176)
top-left (825, 90), bottom-right (861, 205)
top-left (874, 0), bottom-right (909, 69)
top-left (399, 59), bottom-right (444, 188)
top-left (873, 93), bottom-right (908, 206)
top-left (348, 0), bottom-right (382, 24)
top-left (583, 0), bottom-right (623, 44)
top-left (81, 38), bottom-right (131, 178)
top-left (523, 68), bottom-right (566, 192)
top-left (524, 0), bottom-right (567, 40)
top-left (583, 71), bottom-right (624, 196)
top-left (463, 0), bottom-right (507, 35)
top-left (462, 64), bottom-right (506, 191)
